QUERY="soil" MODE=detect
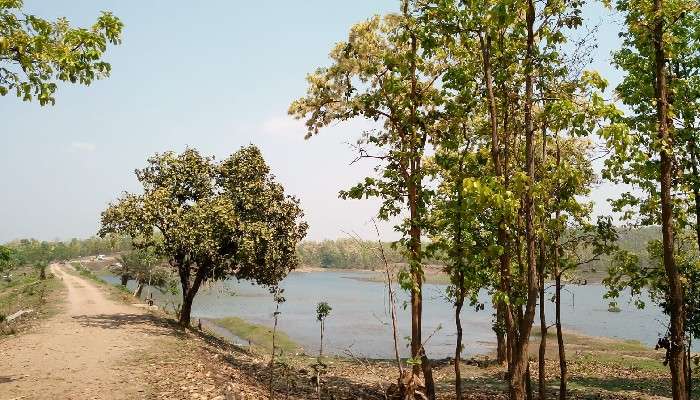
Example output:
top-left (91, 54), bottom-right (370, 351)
top-left (0, 263), bottom-right (171, 399)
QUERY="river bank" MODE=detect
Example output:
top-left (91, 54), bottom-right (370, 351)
top-left (3, 260), bottom-right (686, 399)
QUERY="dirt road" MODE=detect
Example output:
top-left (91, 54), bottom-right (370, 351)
top-left (0, 264), bottom-right (170, 400)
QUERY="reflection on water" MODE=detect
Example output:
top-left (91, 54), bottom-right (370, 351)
top-left (102, 270), bottom-right (669, 359)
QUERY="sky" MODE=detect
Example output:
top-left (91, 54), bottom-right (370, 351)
top-left (0, 1), bottom-right (627, 243)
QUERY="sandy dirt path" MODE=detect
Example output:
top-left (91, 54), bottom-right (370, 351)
top-left (0, 263), bottom-right (171, 400)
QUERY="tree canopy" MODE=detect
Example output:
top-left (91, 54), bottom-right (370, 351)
top-left (0, 0), bottom-right (122, 105)
top-left (99, 146), bottom-right (308, 326)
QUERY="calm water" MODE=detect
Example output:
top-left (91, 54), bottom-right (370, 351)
top-left (103, 270), bottom-right (669, 359)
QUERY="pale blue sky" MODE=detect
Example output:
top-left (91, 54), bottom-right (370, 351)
top-left (0, 1), bottom-right (625, 243)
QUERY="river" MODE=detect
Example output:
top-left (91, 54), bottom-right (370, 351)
top-left (101, 270), bottom-right (668, 359)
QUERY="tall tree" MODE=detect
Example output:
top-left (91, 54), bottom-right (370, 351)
top-left (99, 146), bottom-right (308, 327)
top-left (600, 0), bottom-right (700, 397)
top-left (0, 0), bottom-right (122, 105)
top-left (289, 7), bottom-right (445, 397)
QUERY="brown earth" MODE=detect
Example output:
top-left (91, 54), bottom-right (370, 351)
top-left (0, 263), bottom-right (172, 399)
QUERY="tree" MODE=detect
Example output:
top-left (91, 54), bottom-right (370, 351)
top-left (11, 239), bottom-right (55, 279)
top-left (111, 248), bottom-right (168, 297)
top-left (99, 146), bottom-right (308, 327)
top-left (0, 245), bottom-right (13, 274)
top-left (289, 5), bottom-right (445, 396)
top-left (314, 301), bottom-right (332, 400)
top-left (600, 0), bottom-right (700, 397)
top-left (416, 1), bottom-right (601, 398)
top-left (427, 124), bottom-right (494, 400)
top-left (0, 0), bottom-right (122, 105)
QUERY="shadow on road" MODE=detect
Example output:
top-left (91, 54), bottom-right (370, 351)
top-left (72, 313), bottom-right (186, 337)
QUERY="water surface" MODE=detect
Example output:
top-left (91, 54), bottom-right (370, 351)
top-left (103, 270), bottom-right (668, 359)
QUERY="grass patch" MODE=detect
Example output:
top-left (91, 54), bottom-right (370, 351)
top-left (215, 317), bottom-right (302, 355)
top-left (568, 376), bottom-right (671, 398)
top-left (0, 266), bottom-right (63, 335)
top-left (576, 352), bottom-right (666, 373)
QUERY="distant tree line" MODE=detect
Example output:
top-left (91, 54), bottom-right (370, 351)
top-left (296, 227), bottom-right (661, 272)
top-left (0, 236), bottom-right (132, 277)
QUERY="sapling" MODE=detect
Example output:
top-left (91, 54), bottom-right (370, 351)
top-left (314, 301), bottom-right (332, 400)
top-left (269, 288), bottom-right (285, 399)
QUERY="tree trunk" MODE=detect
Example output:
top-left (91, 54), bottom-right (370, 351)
top-left (653, 0), bottom-right (688, 398)
top-left (497, 302), bottom-right (508, 364)
top-left (687, 338), bottom-right (693, 399)
top-left (455, 279), bottom-right (465, 400)
top-left (133, 281), bottom-right (144, 298)
top-left (690, 141), bottom-right (700, 251)
top-left (39, 266), bottom-right (46, 280)
top-left (555, 273), bottom-right (567, 400)
top-left (402, 1), bottom-right (434, 394)
top-left (538, 242), bottom-right (547, 400)
top-left (511, 1), bottom-right (540, 398)
top-left (480, 29), bottom-right (514, 375)
top-left (178, 264), bottom-right (205, 327)
top-left (526, 364), bottom-right (533, 400)
top-left (120, 274), bottom-right (129, 286)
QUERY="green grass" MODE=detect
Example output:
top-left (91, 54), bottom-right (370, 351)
top-left (576, 352), bottom-right (667, 373)
top-left (215, 317), bottom-right (302, 355)
top-left (0, 267), bottom-right (63, 334)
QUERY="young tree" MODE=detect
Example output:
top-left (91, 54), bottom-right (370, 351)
top-left (289, 5), bottom-right (445, 396)
top-left (427, 125), bottom-right (494, 400)
top-left (99, 146), bottom-right (308, 327)
top-left (0, 0), bottom-right (122, 105)
top-left (315, 301), bottom-right (332, 400)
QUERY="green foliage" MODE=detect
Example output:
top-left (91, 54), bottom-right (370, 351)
top-left (111, 247), bottom-right (173, 291)
top-left (289, 8), bottom-right (445, 269)
top-left (3, 236), bottom-right (131, 268)
top-left (99, 146), bottom-right (308, 324)
top-left (296, 239), bottom-right (408, 269)
top-left (0, 0), bottom-right (123, 105)
top-left (315, 301), bottom-right (332, 322)
top-left (0, 245), bottom-right (12, 273)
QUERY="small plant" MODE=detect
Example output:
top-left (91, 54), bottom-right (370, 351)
top-left (269, 288), bottom-right (285, 399)
top-left (608, 302), bottom-right (622, 313)
top-left (314, 301), bottom-right (332, 400)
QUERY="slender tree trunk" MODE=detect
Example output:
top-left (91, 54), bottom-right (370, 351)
top-left (270, 303), bottom-right (280, 400)
top-left (690, 141), bottom-right (700, 251)
top-left (480, 29), bottom-right (514, 374)
top-left (402, 1), bottom-right (434, 395)
top-left (555, 272), bottom-right (567, 400)
top-left (653, 1), bottom-right (688, 398)
top-left (133, 281), bottom-right (144, 298)
top-left (511, 1), bottom-right (540, 398)
top-left (687, 338), bottom-right (693, 399)
top-left (317, 318), bottom-right (324, 400)
top-left (455, 281), bottom-right (465, 400)
top-left (538, 242), bottom-right (547, 400)
top-left (120, 274), bottom-right (129, 286)
top-left (497, 303), bottom-right (508, 364)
